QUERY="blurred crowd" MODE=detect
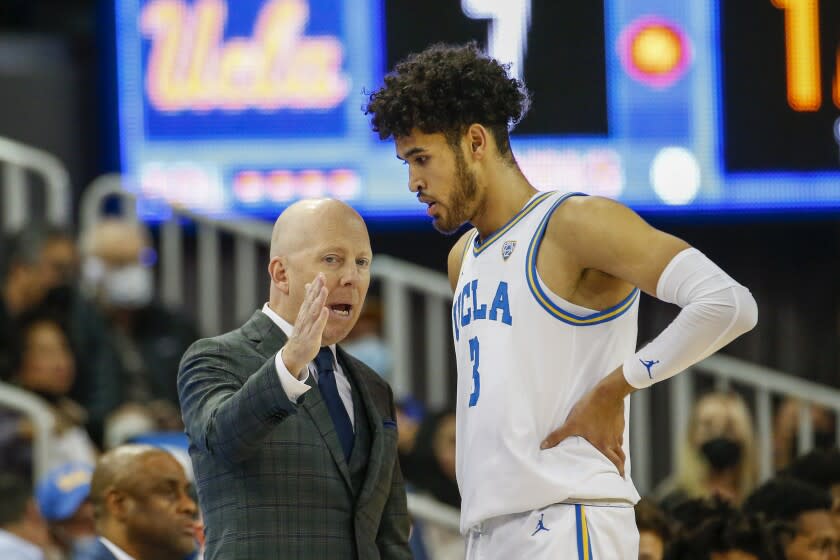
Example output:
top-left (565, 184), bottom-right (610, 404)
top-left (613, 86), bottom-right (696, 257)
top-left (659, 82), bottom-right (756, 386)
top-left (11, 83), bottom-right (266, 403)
top-left (634, 444), bottom-right (840, 560)
top-left (0, 218), bottom-right (199, 559)
top-left (632, 391), bottom-right (840, 560)
top-left (1, 219), bottom-right (839, 560)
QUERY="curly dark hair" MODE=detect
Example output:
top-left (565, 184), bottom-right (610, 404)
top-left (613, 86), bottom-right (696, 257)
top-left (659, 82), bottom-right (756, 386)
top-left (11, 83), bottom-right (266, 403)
top-left (783, 448), bottom-right (840, 492)
top-left (742, 476), bottom-right (832, 524)
top-left (635, 497), bottom-right (674, 542)
top-left (364, 42), bottom-right (530, 157)
top-left (665, 498), bottom-right (786, 560)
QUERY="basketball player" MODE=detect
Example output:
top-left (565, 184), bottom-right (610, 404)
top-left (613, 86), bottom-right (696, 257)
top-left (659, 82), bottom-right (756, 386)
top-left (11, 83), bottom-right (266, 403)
top-left (365, 43), bottom-right (758, 559)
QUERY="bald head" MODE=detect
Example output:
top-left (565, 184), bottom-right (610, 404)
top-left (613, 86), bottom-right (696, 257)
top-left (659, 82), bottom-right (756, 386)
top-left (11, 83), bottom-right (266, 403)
top-left (270, 199), bottom-right (368, 259)
top-left (267, 198), bottom-right (373, 345)
top-left (90, 444), bottom-right (197, 559)
top-left (90, 445), bottom-right (166, 517)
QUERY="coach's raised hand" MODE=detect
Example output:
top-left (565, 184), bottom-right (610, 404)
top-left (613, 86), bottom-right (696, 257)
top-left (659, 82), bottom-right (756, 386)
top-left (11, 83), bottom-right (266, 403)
top-left (281, 273), bottom-right (330, 378)
top-left (540, 367), bottom-right (635, 478)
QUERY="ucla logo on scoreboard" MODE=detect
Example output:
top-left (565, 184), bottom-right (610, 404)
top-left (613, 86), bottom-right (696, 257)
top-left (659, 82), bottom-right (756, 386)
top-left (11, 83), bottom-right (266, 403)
top-left (502, 240), bottom-right (516, 260)
top-left (138, 0), bottom-right (350, 138)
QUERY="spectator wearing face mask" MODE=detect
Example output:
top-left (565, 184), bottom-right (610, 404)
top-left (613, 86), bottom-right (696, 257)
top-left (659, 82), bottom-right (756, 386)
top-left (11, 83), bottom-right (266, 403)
top-left (657, 392), bottom-right (759, 510)
top-left (36, 462), bottom-right (99, 559)
top-left (79, 219), bottom-right (198, 443)
top-left (1, 226), bottom-right (122, 447)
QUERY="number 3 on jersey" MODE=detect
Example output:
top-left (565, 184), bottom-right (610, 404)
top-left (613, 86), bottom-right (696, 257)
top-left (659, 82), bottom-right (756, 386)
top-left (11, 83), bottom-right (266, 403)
top-left (468, 337), bottom-right (480, 407)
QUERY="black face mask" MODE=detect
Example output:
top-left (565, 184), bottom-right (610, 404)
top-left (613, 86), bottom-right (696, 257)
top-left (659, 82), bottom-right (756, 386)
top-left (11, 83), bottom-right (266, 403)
top-left (700, 437), bottom-right (742, 470)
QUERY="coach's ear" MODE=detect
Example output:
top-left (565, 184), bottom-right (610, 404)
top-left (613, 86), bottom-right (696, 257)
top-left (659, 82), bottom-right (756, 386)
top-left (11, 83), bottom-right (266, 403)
top-left (465, 123), bottom-right (489, 161)
top-left (268, 256), bottom-right (290, 294)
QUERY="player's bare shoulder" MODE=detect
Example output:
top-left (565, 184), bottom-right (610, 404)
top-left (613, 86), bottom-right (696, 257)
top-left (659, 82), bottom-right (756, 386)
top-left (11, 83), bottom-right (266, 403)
top-left (447, 228), bottom-right (476, 291)
top-left (544, 194), bottom-right (689, 296)
top-left (544, 195), bottom-right (630, 250)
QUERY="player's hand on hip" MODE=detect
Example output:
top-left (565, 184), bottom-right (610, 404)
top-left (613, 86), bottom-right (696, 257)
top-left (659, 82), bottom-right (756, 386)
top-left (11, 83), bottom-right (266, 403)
top-left (540, 369), bottom-right (635, 478)
top-left (282, 273), bottom-right (330, 378)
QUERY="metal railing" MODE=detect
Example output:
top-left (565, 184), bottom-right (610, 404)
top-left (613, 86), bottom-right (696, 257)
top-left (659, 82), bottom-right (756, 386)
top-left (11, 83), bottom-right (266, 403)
top-left (629, 356), bottom-right (840, 495)
top-left (407, 492), bottom-right (461, 531)
top-left (0, 382), bottom-right (56, 481)
top-left (78, 173), bottom-right (840, 503)
top-left (0, 135), bottom-right (71, 233)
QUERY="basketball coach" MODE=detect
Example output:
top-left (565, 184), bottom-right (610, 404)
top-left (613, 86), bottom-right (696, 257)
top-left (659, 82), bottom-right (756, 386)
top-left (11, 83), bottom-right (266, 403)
top-left (178, 199), bottom-right (412, 559)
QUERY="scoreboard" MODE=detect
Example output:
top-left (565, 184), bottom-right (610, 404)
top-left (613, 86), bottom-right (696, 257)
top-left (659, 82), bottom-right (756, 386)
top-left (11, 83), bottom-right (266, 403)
top-left (111, 0), bottom-right (840, 220)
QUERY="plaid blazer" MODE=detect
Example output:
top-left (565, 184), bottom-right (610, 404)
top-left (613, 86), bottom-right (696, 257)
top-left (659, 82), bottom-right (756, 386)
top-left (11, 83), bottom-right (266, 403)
top-left (178, 311), bottom-right (412, 560)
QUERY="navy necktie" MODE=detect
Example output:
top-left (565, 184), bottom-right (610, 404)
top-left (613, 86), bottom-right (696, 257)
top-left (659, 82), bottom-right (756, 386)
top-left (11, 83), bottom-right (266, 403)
top-left (313, 347), bottom-right (354, 462)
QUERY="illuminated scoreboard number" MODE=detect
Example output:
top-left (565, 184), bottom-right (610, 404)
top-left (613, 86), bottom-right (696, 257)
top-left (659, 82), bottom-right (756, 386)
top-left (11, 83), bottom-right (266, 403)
top-left (721, 0), bottom-right (840, 171)
top-left (772, 0), bottom-right (839, 111)
top-left (383, 0), bottom-right (607, 135)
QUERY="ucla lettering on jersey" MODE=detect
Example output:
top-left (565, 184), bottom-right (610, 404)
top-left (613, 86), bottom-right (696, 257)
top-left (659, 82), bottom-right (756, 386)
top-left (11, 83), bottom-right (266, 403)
top-left (452, 191), bottom-right (641, 534)
top-left (452, 280), bottom-right (513, 340)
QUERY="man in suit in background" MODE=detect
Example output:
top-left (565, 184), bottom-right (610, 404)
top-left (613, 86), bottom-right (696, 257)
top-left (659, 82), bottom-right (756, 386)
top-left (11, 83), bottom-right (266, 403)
top-left (178, 199), bottom-right (412, 559)
top-left (81, 444), bottom-right (198, 560)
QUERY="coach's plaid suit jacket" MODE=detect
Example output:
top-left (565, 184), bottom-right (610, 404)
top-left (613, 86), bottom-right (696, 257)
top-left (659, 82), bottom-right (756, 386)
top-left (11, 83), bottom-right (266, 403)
top-left (178, 311), bottom-right (412, 559)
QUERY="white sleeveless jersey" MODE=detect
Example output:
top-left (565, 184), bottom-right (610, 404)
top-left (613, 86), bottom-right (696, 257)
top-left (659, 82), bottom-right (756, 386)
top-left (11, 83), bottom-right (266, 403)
top-left (452, 191), bottom-right (641, 533)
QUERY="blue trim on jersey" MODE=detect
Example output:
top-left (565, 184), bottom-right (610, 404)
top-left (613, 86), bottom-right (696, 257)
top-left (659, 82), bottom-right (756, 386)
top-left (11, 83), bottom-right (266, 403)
top-left (526, 193), bottom-right (639, 326)
top-left (575, 505), bottom-right (584, 560)
top-left (472, 192), bottom-right (553, 256)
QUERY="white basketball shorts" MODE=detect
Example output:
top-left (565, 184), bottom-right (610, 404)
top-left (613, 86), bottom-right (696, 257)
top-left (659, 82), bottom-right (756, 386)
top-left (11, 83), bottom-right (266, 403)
top-left (464, 502), bottom-right (639, 560)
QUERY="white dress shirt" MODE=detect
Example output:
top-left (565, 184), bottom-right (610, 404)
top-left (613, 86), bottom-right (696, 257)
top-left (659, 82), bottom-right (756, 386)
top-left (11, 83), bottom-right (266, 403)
top-left (100, 537), bottom-right (135, 560)
top-left (261, 303), bottom-right (355, 428)
top-left (0, 529), bottom-right (44, 560)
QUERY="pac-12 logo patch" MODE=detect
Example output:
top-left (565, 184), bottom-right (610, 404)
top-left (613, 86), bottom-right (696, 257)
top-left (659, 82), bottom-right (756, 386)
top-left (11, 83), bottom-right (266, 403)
top-left (502, 240), bottom-right (516, 260)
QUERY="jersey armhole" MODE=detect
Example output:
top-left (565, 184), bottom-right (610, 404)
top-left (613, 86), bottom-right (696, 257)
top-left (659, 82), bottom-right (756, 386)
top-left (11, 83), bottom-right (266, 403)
top-left (525, 193), bottom-right (640, 326)
top-left (448, 229), bottom-right (478, 289)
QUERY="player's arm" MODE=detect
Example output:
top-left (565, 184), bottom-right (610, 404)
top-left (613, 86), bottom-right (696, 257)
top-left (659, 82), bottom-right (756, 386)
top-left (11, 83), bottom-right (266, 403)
top-left (554, 195), bottom-right (757, 388)
top-left (540, 196), bottom-right (757, 474)
top-left (447, 228), bottom-right (475, 291)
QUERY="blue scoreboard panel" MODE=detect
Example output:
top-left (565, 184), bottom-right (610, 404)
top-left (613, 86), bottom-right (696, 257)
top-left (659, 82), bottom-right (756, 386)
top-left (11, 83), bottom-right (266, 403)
top-left (113, 0), bottom-right (840, 220)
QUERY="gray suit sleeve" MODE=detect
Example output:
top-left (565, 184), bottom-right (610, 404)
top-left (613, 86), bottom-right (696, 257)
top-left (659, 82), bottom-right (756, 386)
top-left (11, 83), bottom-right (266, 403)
top-left (178, 340), bottom-right (297, 464)
top-left (376, 390), bottom-right (413, 559)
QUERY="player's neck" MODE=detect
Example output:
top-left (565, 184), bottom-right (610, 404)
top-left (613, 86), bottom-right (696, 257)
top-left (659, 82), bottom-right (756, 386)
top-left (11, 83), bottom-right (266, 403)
top-left (472, 162), bottom-right (537, 239)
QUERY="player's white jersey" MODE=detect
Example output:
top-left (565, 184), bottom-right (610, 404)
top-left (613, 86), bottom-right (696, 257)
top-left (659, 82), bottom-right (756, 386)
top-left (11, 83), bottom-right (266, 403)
top-left (452, 190), bottom-right (641, 533)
